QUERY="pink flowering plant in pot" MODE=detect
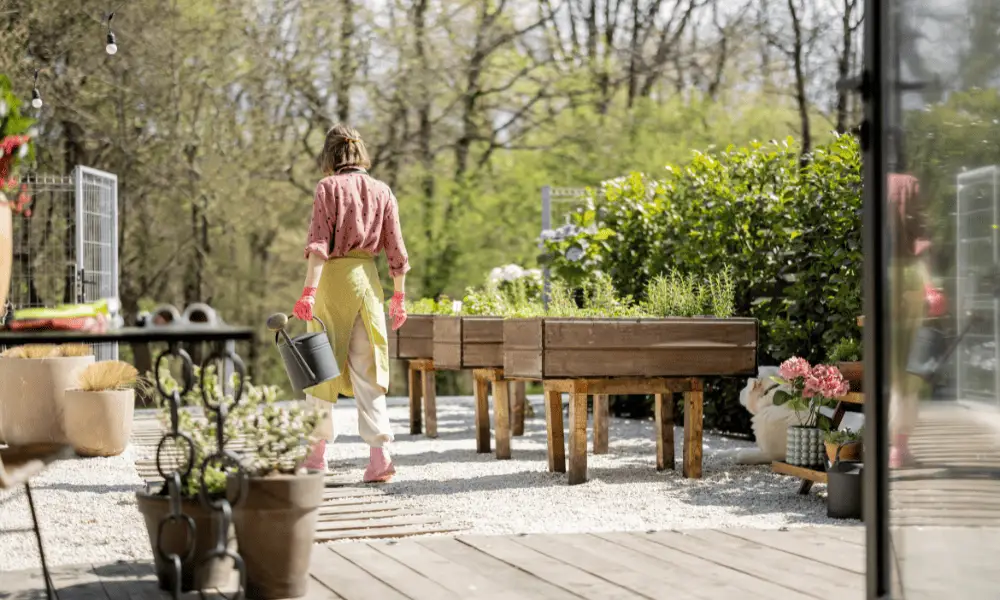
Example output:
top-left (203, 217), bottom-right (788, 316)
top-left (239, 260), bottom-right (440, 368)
top-left (771, 357), bottom-right (851, 467)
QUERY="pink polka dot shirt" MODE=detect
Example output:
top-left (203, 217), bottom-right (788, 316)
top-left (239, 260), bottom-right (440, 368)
top-left (304, 171), bottom-right (411, 277)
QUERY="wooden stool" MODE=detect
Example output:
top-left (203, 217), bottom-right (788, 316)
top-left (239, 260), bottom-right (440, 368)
top-left (408, 359), bottom-right (437, 438)
top-left (542, 377), bottom-right (703, 485)
top-left (472, 369), bottom-right (528, 458)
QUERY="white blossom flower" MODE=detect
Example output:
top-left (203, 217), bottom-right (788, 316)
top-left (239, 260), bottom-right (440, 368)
top-left (0, 100), bottom-right (7, 117)
top-left (566, 247), bottom-right (584, 262)
top-left (18, 143), bottom-right (28, 158)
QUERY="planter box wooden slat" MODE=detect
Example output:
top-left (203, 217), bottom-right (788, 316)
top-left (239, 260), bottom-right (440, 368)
top-left (433, 316), bottom-right (504, 370)
top-left (388, 314), bottom-right (434, 360)
top-left (504, 317), bottom-right (757, 380)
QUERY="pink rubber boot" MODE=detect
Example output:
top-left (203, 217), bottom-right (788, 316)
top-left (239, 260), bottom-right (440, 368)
top-left (363, 446), bottom-right (395, 483)
top-left (303, 440), bottom-right (327, 472)
top-left (889, 434), bottom-right (912, 469)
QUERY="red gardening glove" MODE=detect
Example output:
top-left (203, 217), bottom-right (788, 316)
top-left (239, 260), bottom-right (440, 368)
top-left (389, 292), bottom-right (407, 331)
top-left (293, 287), bottom-right (317, 321)
top-left (925, 283), bottom-right (946, 318)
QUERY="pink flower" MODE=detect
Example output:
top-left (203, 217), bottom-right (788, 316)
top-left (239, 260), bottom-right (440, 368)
top-left (803, 364), bottom-right (849, 399)
top-left (779, 356), bottom-right (811, 380)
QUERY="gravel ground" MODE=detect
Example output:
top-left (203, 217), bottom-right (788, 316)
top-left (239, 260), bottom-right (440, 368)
top-left (325, 395), bottom-right (843, 539)
top-left (1, 394), bottom-right (844, 571)
top-left (0, 447), bottom-right (150, 572)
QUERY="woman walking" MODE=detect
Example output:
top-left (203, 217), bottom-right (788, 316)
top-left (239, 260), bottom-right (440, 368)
top-left (293, 124), bottom-right (409, 482)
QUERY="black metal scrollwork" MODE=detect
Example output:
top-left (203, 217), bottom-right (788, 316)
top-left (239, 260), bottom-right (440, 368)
top-left (153, 335), bottom-right (249, 600)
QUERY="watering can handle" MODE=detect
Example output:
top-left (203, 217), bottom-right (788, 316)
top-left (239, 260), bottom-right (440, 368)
top-left (274, 316), bottom-right (328, 382)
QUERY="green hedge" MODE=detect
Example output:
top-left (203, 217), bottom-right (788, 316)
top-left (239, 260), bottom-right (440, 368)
top-left (543, 135), bottom-right (863, 435)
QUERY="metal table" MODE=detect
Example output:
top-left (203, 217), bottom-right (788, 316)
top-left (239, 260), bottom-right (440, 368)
top-left (0, 324), bottom-right (256, 600)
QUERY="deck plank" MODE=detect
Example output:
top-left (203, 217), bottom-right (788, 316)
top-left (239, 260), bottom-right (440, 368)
top-left (721, 529), bottom-right (865, 575)
top-left (513, 532), bottom-right (736, 600)
top-left (373, 539), bottom-right (520, 599)
top-left (309, 545), bottom-right (409, 600)
top-left (330, 543), bottom-right (459, 600)
top-left (594, 532), bottom-right (812, 600)
top-left (458, 535), bottom-right (640, 599)
top-left (414, 537), bottom-right (580, 600)
top-left (665, 530), bottom-right (862, 598)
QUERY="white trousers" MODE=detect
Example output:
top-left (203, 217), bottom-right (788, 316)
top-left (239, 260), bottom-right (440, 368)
top-left (307, 314), bottom-right (393, 448)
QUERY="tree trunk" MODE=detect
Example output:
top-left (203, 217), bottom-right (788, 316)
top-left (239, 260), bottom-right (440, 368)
top-left (787, 0), bottom-right (811, 162)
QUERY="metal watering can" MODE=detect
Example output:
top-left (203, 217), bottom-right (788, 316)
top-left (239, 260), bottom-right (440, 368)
top-left (266, 313), bottom-right (339, 393)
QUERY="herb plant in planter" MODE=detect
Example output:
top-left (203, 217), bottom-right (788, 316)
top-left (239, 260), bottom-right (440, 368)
top-left (825, 427), bottom-right (863, 463)
top-left (227, 402), bottom-right (325, 600)
top-left (772, 357), bottom-right (850, 468)
top-left (828, 337), bottom-right (863, 392)
top-left (62, 361), bottom-right (141, 457)
top-left (137, 366), bottom-right (278, 592)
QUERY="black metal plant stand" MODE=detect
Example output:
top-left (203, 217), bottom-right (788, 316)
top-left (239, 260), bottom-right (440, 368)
top-left (0, 317), bottom-right (256, 600)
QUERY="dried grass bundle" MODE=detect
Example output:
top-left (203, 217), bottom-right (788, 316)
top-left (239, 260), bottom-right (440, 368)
top-left (77, 361), bottom-right (139, 392)
top-left (57, 344), bottom-right (93, 357)
top-left (0, 344), bottom-right (59, 358)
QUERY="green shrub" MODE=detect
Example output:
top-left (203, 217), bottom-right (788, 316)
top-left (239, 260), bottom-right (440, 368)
top-left (544, 134), bottom-right (863, 435)
top-left (827, 337), bottom-right (862, 362)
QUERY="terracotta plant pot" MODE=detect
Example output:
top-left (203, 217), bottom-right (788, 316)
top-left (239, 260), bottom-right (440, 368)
top-left (228, 472), bottom-right (325, 599)
top-left (826, 440), bottom-right (862, 464)
top-left (0, 355), bottom-right (95, 445)
top-left (62, 389), bottom-right (135, 457)
top-left (837, 361), bottom-right (863, 393)
top-left (136, 491), bottom-right (237, 592)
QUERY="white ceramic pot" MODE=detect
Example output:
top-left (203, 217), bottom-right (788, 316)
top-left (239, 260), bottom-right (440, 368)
top-left (0, 355), bottom-right (95, 445)
top-left (785, 425), bottom-right (825, 467)
top-left (62, 388), bottom-right (135, 457)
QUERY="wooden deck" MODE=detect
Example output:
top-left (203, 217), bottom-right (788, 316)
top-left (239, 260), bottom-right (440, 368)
top-left (0, 526), bottom-right (864, 600)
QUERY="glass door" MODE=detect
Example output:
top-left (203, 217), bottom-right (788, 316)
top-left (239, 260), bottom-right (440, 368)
top-left (866, 0), bottom-right (1000, 598)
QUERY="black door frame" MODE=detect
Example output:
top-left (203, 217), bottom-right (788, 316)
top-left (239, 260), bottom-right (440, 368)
top-left (861, 0), bottom-right (891, 598)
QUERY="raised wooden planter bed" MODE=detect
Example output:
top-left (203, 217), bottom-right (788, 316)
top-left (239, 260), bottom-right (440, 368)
top-left (503, 317), bottom-right (758, 379)
top-left (433, 316), bottom-right (504, 370)
top-left (387, 314), bottom-right (434, 360)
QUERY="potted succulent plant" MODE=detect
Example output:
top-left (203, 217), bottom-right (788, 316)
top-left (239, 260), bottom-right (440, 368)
top-left (771, 357), bottom-right (850, 468)
top-left (136, 366), bottom-right (278, 592)
top-left (62, 360), bottom-right (141, 456)
top-left (227, 400), bottom-right (326, 600)
top-left (828, 337), bottom-right (862, 393)
top-left (825, 427), bottom-right (863, 464)
top-left (0, 344), bottom-right (94, 445)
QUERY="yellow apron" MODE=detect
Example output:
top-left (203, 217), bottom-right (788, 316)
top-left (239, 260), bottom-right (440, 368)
top-left (305, 250), bottom-right (390, 402)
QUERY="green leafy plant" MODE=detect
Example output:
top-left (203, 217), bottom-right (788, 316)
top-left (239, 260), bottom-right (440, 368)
top-left (707, 267), bottom-right (736, 318)
top-left (154, 365), bottom-right (281, 497)
top-left (0, 74), bottom-right (36, 214)
top-left (824, 427), bottom-right (863, 445)
top-left (405, 296), bottom-right (456, 315)
top-left (242, 401), bottom-right (325, 476)
top-left (827, 337), bottom-right (862, 363)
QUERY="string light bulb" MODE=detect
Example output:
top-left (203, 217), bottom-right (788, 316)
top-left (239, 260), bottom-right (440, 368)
top-left (105, 12), bottom-right (117, 55)
top-left (30, 70), bottom-right (42, 109)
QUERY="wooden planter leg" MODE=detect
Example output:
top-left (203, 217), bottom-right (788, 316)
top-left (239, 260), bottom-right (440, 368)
top-left (683, 379), bottom-right (704, 479)
top-left (511, 381), bottom-right (526, 437)
top-left (655, 393), bottom-right (675, 471)
top-left (544, 389), bottom-right (565, 473)
top-left (422, 368), bottom-right (437, 439)
top-left (494, 379), bottom-right (512, 460)
top-left (408, 363), bottom-right (422, 435)
top-left (474, 376), bottom-right (491, 453)
top-left (593, 394), bottom-right (609, 454)
top-left (568, 393), bottom-right (589, 485)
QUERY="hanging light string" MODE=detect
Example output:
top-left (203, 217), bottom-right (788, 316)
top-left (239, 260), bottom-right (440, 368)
top-left (30, 69), bottom-right (41, 109)
top-left (106, 12), bottom-right (118, 56)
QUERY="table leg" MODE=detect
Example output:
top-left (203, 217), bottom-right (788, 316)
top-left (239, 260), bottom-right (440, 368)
top-left (474, 376), bottom-right (491, 453)
top-left (408, 364), bottom-right (423, 435)
top-left (494, 379), bottom-right (512, 460)
top-left (593, 394), bottom-right (609, 454)
top-left (26, 482), bottom-right (57, 600)
top-left (568, 393), bottom-right (589, 485)
top-left (655, 393), bottom-right (675, 471)
top-left (511, 381), bottom-right (526, 437)
top-left (683, 380), bottom-right (704, 479)
top-left (545, 390), bottom-right (566, 473)
top-left (422, 369), bottom-right (438, 438)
